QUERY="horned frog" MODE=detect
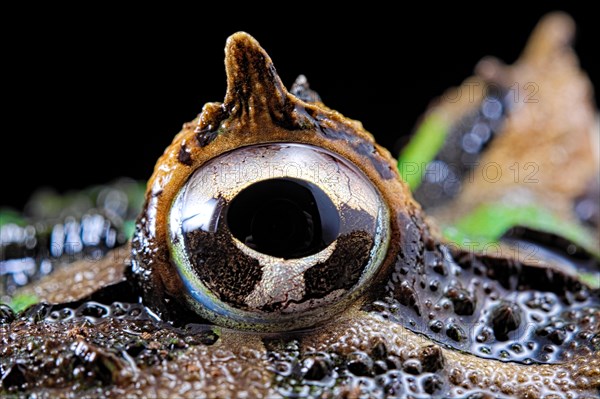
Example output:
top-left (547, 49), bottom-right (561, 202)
top-left (1, 13), bottom-right (598, 399)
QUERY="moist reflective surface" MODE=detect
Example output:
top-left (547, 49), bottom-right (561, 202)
top-left (167, 143), bottom-right (389, 330)
top-left (2, 17), bottom-right (599, 399)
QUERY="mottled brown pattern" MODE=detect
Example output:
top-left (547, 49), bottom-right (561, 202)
top-left (3, 13), bottom-right (599, 398)
top-left (129, 31), bottom-right (409, 324)
top-left (185, 230), bottom-right (262, 308)
top-left (303, 231), bottom-right (373, 299)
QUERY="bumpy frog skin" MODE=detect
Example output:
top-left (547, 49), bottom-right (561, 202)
top-left (1, 14), bottom-right (599, 398)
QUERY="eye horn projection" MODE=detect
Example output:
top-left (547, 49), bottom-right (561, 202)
top-left (129, 32), bottom-right (403, 331)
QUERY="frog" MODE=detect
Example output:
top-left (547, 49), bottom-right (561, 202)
top-left (1, 12), bottom-right (599, 398)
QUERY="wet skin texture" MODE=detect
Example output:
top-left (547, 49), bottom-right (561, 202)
top-left (1, 15), bottom-right (600, 398)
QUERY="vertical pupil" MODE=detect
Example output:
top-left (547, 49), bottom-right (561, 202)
top-left (227, 178), bottom-right (340, 258)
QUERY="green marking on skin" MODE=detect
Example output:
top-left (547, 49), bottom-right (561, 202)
top-left (443, 203), bottom-right (599, 257)
top-left (0, 209), bottom-right (26, 227)
top-left (397, 115), bottom-right (448, 191)
top-left (6, 293), bottom-right (39, 313)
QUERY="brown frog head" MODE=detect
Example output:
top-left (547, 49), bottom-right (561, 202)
top-left (3, 14), bottom-right (599, 398)
top-left (129, 32), bottom-right (418, 331)
top-left (120, 21), bottom-right (598, 396)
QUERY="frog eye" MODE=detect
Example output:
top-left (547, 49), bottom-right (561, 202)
top-left (168, 143), bottom-right (389, 330)
top-left (130, 32), bottom-right (401, 332)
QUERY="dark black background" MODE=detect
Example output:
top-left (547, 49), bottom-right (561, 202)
top-left (3, 6), bottom-right (598, 209)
